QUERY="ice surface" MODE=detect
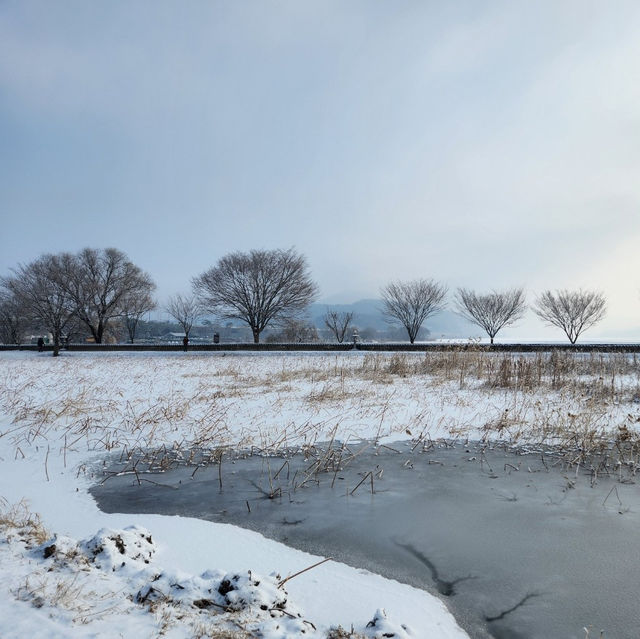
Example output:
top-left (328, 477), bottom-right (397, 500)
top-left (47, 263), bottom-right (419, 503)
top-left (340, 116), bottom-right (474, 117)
top-left (93, 441), bottom-right (640, 639)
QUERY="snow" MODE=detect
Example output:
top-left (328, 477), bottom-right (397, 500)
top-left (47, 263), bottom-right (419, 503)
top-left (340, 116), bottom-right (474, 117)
top-left (2, 349), bottom-right (639, 637)
top-left (0, 351), bottom-right (473, 638)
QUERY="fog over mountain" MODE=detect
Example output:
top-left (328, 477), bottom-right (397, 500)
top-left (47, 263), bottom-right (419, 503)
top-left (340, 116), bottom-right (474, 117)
top-left (310, 299), bottom-right (480, 340)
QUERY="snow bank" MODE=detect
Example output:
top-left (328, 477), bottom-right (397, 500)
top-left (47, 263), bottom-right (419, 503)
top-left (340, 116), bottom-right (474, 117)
top-left (0, 511), bottom-right (433, 638)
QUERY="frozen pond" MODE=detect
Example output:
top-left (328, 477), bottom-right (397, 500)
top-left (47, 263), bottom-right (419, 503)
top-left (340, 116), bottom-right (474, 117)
top-left (91, 441), bottom-right (640, 638)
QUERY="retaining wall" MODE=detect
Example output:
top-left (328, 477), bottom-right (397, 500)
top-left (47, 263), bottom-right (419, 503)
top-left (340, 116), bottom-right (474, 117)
top-left (3, 342), bottom-right (640, 353)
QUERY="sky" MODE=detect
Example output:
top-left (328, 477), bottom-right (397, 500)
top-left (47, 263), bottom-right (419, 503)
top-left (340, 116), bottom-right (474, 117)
top-left (1, 1), bottom-right (639, 339)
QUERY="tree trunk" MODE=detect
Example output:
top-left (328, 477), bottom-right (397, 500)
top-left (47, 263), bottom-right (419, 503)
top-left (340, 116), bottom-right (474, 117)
top-left (490, 336), bottom-right (494, 345)
top-left (95, 321), bottom-right (104, 344)
top-left (252, 328), bottom-right (260, 344)
top-left (89, 324), bottom-right (100, 344)
top-left (128, 318), bottom-right (138, 344)
top-left (52, 335), bottom-right (60, 357)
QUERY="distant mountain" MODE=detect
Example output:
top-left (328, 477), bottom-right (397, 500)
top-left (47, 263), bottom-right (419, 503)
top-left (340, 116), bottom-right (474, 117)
top-left (310, 299), bottom-right (481, 340)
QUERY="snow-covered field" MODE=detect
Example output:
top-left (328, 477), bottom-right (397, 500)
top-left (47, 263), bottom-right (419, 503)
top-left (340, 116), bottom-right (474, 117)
top-left (1, 350), bottom-right (639, 638)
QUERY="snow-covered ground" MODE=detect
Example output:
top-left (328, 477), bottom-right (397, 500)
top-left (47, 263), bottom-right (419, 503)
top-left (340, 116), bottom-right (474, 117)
top-left (1, 350), bottom-right (639, 638)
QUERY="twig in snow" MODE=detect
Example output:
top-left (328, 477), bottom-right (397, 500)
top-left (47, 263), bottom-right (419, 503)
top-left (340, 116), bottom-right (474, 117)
top-left (277, 557), bottom-right (332, 589)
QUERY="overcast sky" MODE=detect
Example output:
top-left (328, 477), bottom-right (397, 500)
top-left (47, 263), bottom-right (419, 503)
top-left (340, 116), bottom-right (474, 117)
top-left (1, 1), bottom-right (639, 338)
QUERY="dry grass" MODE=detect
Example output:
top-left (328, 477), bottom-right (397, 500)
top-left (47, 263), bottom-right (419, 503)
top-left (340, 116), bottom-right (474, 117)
top-left (326, 627), bottom-right (367, 639)
top-left (0, 498), bottom-right (49, 546)
top-left (192, 627), bottom-right (255, 639)
top-left (13, 573), bottom-right (89, 612)
top-left (2, 351), bottom-right (640, 475)
top-left (306, 381), bottom-right (373, 404)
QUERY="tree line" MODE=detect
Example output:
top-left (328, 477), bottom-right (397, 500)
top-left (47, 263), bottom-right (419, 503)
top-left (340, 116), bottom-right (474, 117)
top-left (0, 246), bottom-right (608, 355)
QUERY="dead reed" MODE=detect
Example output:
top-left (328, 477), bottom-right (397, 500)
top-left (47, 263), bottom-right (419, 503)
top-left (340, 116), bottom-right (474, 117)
top-left (2, 351), bottom-right (640, 478)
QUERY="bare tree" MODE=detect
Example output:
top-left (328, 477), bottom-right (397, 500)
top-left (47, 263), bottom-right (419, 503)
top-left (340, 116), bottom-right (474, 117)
top-left (0, 289), bottom-right (27, 345)
top-left (62, 248), bottom-right (156, 343)
top-left (324, 309), bottom-right (354, 343)
top-left (121, 292), bottom-right (156, 344)
top-left (62, 314), bottom-right (91, 345)
top-left (533, 289), bottom-right (606, 344)
top-left (380, 279), bottom-right (447, 343)
top-left (165, 294), bottom-right (202, 339)
top-left (2, 254), bottom-right (77, 356)
top-left (267, 319), bottom-right (319, 343)
top-left (193, 248), bottom-right (319, 344)
top-left (455, 287), bottom-right (526, 344)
